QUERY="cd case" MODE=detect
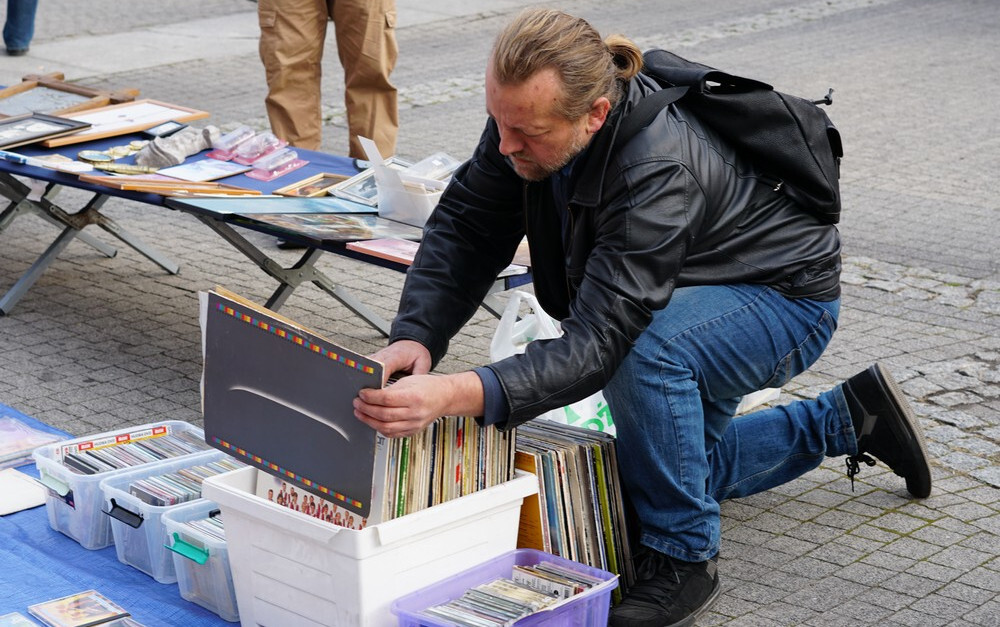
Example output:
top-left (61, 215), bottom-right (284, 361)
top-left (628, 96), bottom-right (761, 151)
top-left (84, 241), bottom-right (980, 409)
top-left (27, 590), bottom-right (129, 627)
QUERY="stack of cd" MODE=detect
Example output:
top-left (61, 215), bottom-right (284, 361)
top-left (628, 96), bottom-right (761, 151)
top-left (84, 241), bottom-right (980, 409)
top-left (128, 458), bottom-right (244, 507)
top-left (180, 512), bottom-right (226, 542)
top-left (61, 431), bottom-right (211, 475)
top-left (417, 561), bottom-right (602, 626)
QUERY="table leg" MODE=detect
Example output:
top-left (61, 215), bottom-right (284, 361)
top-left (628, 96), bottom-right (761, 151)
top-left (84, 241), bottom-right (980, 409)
top-left (0, 225), bottom-right (78, 315)
top-left (0, 180), bottom-right (116, 257)
top-left (92, 212), bottom-right (179, 275)
top-left (196, 216), bottom-right (391, 337)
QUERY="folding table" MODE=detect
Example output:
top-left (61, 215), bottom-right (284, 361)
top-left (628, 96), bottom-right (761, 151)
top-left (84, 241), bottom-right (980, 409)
top-left (0, 135), bottom-right (530, 335)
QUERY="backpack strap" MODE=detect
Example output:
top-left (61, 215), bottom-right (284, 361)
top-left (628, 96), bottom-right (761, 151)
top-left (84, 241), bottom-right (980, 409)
top-left (613, 85), bottom-right (688, 150)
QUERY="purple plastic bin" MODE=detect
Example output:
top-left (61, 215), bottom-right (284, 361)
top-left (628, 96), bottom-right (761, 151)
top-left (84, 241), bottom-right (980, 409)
top-left (391, 548), bottom-right (618, 626)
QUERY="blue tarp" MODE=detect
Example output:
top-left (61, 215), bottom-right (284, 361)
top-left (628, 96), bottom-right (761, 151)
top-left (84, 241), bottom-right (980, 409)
top-left (0, 405), bottom-right (231, 626)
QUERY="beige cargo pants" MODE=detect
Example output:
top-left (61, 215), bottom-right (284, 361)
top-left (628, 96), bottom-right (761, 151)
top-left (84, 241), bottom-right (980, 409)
top-left (258, 0), bottom-right (399, 158)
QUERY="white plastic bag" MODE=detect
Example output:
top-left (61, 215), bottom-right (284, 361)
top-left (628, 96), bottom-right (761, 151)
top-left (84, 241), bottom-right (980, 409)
top-left (490, 291), bottom-right (616, 435)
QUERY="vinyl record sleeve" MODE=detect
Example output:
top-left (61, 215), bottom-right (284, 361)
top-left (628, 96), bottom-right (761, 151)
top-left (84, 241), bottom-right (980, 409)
top-left (200, 288), bottom-right (383, 519)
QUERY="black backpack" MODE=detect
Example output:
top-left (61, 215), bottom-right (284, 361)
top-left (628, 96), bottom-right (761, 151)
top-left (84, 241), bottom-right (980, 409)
top-left (615, 49), bottom-right (844, 224)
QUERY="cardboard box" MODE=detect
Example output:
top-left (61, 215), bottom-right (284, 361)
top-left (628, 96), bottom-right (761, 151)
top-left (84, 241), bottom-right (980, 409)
top-left (202, 466), bottom-right (537, 627)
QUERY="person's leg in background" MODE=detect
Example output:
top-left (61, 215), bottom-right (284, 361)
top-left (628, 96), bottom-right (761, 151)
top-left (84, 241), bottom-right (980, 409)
top-left (4, 0), bottom-right (39, 56)
top-left (332, 0), bottom-right (399, 159)
top-left (258, 0), bottom-right (328, 150)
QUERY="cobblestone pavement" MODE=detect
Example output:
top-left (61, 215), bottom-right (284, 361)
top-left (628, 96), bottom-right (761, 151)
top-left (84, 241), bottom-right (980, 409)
top-left (0, 0), bottom-right (997, 625)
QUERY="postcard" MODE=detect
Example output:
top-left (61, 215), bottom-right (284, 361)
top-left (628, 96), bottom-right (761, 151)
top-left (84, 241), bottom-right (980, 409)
top-left (158, 159), bottom-right (251, 182)
top-left (27, 589), bottom-right (129, 627)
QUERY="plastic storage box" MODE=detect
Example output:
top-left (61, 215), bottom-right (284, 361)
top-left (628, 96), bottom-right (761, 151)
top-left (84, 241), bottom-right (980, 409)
top-left (32, 420), bottom-right (210, 550)
top-left (391, 548), bottom-right (618, 626)
top-left (163, 499), bottom-right (240, 622)
top-left (99, 449), bottom-right (229, 583)
top-left (202, 466), bottom-right (538, 627)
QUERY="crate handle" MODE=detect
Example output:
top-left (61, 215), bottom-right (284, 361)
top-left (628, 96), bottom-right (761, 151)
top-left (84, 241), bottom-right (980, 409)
top-left (166, 532), bottom-right (209, 565)
top-left (103, 498), bottom-right (143, 528)
top-left (37, 470), bottom-right (70, 496)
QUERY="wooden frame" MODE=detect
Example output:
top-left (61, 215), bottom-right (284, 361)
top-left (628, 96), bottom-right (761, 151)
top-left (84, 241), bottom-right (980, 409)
top-left (273, 172), bottom-right (350, 197)
top-left (0, 112), bottom-right (92, 150)
top-left (41, 99), bottom-right (210, 148)
top-left (77, 174), bottom-right (261, 197)
top-left (0, 73), bottom-right (140, 119)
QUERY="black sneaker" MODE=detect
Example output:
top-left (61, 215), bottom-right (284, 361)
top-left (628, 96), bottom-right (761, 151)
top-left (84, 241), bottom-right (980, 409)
top-left (842, 363), bottom-right (932, 498)
top-left (609, 547), bottom-right (721, 627)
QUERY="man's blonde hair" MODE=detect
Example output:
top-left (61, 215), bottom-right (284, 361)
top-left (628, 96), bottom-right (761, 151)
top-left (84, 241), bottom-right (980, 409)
top-left (490, 8), bottom-right (643, 120)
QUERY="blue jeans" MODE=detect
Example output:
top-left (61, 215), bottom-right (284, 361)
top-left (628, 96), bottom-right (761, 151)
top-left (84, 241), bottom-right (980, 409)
top-left (4, 0), bottom-right (38, 51)
top-left (602, 284), bottom-right (856, 563)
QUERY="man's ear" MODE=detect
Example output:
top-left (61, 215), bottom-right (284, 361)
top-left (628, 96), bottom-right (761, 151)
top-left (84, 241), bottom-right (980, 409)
top-left (587, 97), bottom-right (612, 134)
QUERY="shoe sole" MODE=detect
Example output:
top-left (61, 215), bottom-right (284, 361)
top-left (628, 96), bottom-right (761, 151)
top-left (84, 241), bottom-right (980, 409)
top-left (669, 577), bottom-right (722, 627)
top-left (870, 363), bottom-right (933, 498)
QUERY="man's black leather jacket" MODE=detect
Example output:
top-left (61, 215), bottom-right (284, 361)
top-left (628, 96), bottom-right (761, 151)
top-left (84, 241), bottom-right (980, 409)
top-left (389, 73), bottom-right (842, 430)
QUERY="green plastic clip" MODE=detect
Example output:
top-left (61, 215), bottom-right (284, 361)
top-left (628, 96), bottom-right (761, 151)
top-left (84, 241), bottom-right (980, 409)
top-left (166, 532), bottom-right (209, 565)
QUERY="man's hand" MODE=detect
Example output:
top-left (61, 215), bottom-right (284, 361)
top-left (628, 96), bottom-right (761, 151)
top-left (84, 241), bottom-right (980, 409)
top-left (370, 339), bottom-right (432, 384)
top-left (354, 370), bottom-right (485, 438)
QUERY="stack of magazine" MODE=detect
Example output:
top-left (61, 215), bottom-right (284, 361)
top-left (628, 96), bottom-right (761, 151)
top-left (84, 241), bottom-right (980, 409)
top-left (515, 421), bottom-right (635, 600)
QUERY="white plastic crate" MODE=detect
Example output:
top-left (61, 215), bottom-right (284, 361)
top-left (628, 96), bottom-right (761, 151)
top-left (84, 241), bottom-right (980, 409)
top-left (99, 449), bottom-right (228, 583)
top-left (202, 466), bottom-right (538, 627)
top-left (32, 421), bottom-right (209, 550)
top-left (163, 499), bottom-right (240, 623)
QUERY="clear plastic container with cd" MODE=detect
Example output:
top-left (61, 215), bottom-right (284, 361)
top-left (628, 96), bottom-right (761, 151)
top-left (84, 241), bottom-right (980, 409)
top-left (32, 420), bottom-right (214, 550)
top-left (99, 450), bottom-right (242, 583)
top-left (163, 499), bottom-right (239, 622)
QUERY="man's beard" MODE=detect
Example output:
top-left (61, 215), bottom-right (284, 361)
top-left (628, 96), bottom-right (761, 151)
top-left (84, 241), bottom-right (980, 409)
top-left (510, 128), bottom-right (591, 182)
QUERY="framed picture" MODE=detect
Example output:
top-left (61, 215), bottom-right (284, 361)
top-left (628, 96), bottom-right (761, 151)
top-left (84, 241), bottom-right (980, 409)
top-left (41, 99), bottom-right (210, 148)
top-left (0, 72), bottom-right (139, 119)
top-left (274, 172), bottom-right (350, 197)
top-left (330, 157), bottom-right (411, 206)
top-left (0, 112), bottom-right (92, 150)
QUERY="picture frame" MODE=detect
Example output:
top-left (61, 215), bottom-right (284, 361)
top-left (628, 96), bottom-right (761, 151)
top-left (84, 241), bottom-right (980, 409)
top-left (0, 112), bottom-right (92, 150)
top-left (329, 157), bottom-right (411, 206)
top-left (274, 172), bottom-right (350, 197)
top-left (41, 99), bottom-right (210, 148)
top-left (0, 72), bottom-right (140, 119)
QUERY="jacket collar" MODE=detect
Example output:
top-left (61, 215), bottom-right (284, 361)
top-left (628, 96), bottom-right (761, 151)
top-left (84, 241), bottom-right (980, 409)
top-left (569, 75), bottom-right (656, 208)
